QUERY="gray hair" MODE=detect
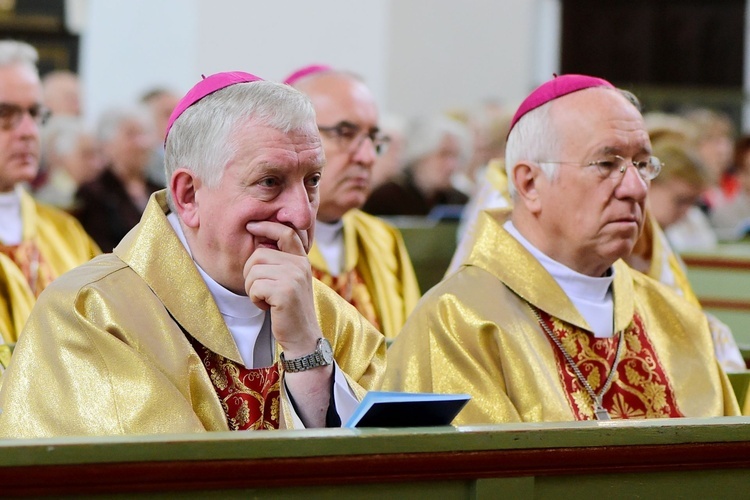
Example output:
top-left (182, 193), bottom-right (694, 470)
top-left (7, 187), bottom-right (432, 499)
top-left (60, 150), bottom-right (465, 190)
top-left (404, 115), bottom-right (473, 168)
top-left (96, 105), bottom-right (155, 144)
top-left (505, 101), bottom-right (559, 199)
top-left (505, 87), bottom-right (641, 198)
top-left (164, 80), bottom-right (318, 205)
top-left (0, 40), bottom-right (38, 72)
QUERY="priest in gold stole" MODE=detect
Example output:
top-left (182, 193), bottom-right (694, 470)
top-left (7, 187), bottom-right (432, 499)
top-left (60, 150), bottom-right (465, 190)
top-left (385, 74), bottom-right (739, 423)
top-left (0, 41), bottom-right (99, 357)
top-left (0, 72), bottom-right (385, 437)
top-left (285, 66), bottom-right (420, 340)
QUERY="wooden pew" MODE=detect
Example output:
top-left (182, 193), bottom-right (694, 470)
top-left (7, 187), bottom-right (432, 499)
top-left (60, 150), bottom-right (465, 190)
top-left (1, 418), bottom-right (749, 497)
top-left (681, 243), bottom-right (750, 361)
top-left (388, 216), bottom-right (459, 293)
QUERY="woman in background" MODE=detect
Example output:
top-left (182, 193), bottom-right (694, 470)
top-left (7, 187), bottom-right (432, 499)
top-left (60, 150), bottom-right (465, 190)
top-left (74, 105), bottom-right (160, 252)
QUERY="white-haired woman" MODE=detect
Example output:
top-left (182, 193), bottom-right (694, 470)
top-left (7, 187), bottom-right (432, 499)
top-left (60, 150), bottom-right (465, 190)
top-left (363, 114), bottom-right (472, 217)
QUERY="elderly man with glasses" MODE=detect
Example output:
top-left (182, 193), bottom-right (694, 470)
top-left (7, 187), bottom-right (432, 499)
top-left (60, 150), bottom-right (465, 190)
top-left (384, 74), bottom-right (740, 423)
top-left (0, 40), bottom-right (98, 357)
top-left (285, 66), bottom-right (420, 340)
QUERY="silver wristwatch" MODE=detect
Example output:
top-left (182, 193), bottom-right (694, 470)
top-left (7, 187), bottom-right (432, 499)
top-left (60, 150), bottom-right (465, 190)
top-left (280, 338), bottom-right (334, 373)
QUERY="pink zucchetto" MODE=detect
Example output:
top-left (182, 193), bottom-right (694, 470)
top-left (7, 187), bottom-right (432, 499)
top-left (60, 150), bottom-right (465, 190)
top-left (165, 71), bottom-right (264, 144)
top-left (282, 64), bottom-right (333, 86)
top-left (508, 74), bottom-right (615, 137)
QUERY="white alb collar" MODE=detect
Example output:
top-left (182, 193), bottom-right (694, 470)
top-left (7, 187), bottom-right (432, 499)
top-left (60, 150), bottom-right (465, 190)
top-left (0, 186), bottom-right (22, 245)
top-left (504, 220), bottom-right (615, 337)
top-left (314, 218), bottom-right (345, 276)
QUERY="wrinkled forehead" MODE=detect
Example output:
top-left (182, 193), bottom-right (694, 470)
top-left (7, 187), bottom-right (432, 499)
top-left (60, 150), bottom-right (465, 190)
top-left (295, 127), bottom-right (326, 166)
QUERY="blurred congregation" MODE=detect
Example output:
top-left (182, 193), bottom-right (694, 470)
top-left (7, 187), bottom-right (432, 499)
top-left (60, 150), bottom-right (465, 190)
top-left (3, 0), bottom-right (750, 442)
top-left (24, 54), bottom-right (750, 258)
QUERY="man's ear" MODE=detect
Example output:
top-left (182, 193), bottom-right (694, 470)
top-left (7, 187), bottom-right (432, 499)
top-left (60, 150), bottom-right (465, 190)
top-left (171, 168), bottom-right (201, 228)
top-left (511, 162), bottom-right (543, 214)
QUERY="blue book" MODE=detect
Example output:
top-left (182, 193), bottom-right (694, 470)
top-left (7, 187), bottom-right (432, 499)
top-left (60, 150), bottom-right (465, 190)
top-left (345, 391), bottom-right (471, 428)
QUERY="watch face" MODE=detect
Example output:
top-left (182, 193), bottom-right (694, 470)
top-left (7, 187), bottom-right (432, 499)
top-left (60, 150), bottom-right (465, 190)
top-left (318, 338), bottom-right (334, 364)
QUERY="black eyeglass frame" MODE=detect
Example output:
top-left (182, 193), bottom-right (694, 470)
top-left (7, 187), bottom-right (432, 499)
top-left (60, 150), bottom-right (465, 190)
top-left (317, 121), bottom-right (390, 156)
top-left (0, 102), bottom-right (51, 131)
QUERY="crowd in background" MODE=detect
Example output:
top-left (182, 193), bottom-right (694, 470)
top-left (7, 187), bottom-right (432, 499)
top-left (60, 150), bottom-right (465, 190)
top-left (27, 68), bottom-right (750, 256)
top-left (30, 72), bottom-right (179, 251)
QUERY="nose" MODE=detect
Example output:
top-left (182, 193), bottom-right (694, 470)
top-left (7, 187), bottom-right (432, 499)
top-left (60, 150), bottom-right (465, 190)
top-left (615, 163), bottom-right (649, 201)
top-left (14, 110), bottom-right (39, 137)
top-left (276, 182), bottom-right (315, 230)
top-left (351, 135), bottom-right (377, 167)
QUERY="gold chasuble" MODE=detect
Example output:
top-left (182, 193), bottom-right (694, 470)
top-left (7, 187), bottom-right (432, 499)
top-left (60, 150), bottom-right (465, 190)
top-left (384, 209), bottom-right (739, 424)
top-left (308, 209), bottom-right (420, 339)
top-left (0, 191), bottom-right (385, 438)
top-left (0, 189), bottom-right (99, 345)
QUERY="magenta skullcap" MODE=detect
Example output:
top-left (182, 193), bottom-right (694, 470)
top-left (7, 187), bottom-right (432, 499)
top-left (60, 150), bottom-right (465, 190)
top-left (283, 64), bottom-right (333, 86)
top-left (165, 71), bottom-right (264, 144)
top-left (508, 74), bottom-right (615, 137)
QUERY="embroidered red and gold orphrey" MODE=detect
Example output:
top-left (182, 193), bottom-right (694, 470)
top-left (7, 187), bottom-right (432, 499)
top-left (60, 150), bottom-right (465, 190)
top-left (312, 266), bottom-right (380, 330)
top-left (0, 240), bottom-right (54, 296)
top-left (537, 309), bottom-right (683, 420)
top-left (190, 337), bottom-right (280, 430)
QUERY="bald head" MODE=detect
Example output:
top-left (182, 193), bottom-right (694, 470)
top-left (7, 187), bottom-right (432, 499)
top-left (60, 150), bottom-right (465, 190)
top-left (292, 71), bottom-right (373, 112)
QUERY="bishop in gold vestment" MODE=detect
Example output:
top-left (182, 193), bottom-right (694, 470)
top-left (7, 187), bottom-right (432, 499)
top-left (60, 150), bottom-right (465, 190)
top-left (308, 209), bottom-right (420, 339)
top-left (453, 159), bottom-right (745, 372)
top-left (0, 189), bottom-right (99, 347)
top-left (287, 66), bottom-right (420, 340)
top-left (0, 192), bottom-right (385, 437)
top-left (384, 209), bottom-right (740, 423)
top-left (0, 41), bottom-right (99, 354)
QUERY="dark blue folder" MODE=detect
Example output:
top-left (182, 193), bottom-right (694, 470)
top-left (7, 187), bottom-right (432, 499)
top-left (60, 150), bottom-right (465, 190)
top-left (345, 391), bottom-right (471, 428)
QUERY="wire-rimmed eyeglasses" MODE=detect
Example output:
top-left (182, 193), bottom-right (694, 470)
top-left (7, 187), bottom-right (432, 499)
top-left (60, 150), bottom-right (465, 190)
top-left (318, 121), bottom-right (390, 156)
top-left (0, 102), bottom-right (51, 131)
top-left (539, 155), bottom-right (662, 181)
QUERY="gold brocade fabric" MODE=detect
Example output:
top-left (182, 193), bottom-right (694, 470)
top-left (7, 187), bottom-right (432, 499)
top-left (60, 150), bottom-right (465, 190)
top-left (0, 190), bottom-right (385, 438)
top-left (0, 253), bottom-right (34, 343)
top-left (308, 209), bottom-right (420, 339)
top-left (312, 266), bottom-right (380, 331)
top-left (0, 344), bottom-right (12, 371)
top-left (0, 241), bottom-right (54, 297)
top-left (384, 209), bottom-right (740, 424)
top-left (189, 337), bottom-right (280, 430)
top-left (643, 212), bottom-right (745, 372)
top-left (642, 212), bottom-right (699, 306)
top-left (536, 309), bottom-right (682, 420)
top-left (0, 190), bottom-right (99, 344)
